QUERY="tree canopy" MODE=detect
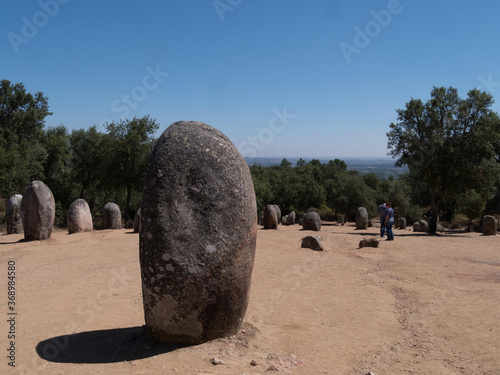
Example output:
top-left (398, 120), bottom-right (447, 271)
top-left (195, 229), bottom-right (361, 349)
top-left (387, 86), bottom-right (500, 233)
top-left (0, 79), bottom-right (51, 197)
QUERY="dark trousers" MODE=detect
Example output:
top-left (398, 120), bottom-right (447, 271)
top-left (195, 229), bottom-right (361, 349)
top-left (386, 221), bottom-right (394, 240)
top-left (380, 218), bottom-right (386, 237)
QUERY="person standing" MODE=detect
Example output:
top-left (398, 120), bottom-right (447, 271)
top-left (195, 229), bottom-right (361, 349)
top-left (385, 202), bottom-right (395, 241)
top-left (377, 200), bottom-right (387, 238)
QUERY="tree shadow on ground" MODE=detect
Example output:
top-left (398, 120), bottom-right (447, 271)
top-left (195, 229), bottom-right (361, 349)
top-left (36, 326), bottom-right (187, 364)
top-left (343, 231), bottom-right (470, 238)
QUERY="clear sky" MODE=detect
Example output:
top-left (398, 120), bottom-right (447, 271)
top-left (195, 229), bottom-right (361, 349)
top-left (1, 0), bottom-right (499, 158)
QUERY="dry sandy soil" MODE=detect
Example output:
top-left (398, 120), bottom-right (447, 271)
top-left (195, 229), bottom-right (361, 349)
top-left (1, 221), bottom-right (499, 375)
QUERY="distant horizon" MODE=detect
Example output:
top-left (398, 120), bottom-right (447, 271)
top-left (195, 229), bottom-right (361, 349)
top-left (244, 155), bottom-right (395, 160)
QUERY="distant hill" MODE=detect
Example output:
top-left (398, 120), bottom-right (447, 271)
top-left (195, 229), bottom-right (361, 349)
top-left (245, 157), bottom-right (409, 180)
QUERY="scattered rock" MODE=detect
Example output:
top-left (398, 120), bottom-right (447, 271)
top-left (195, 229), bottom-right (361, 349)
top-left (355, 207), bottom-right (369, 229)
top-left (210, 357), bottom-right (225, 365)
top-left (133, 208), bottom-right (141, 233)
top-left (102, 202), bottom-right (122, 229)
top-left (140, 121), bottom-right (257, 344)
top-left (67, 199), bottom-right (93, 234)
top-left (266, 364), bottom-right (279, 371)
top-left (482, 215), bottom-right (496, 235)
top-left (359, 238), bottom-right (379, 248)
top-left (283, 211), bottom-right (296, 226)
top-left (20, 180), bottom-right (55, 241)
top-left (302, 212), bottom-right (321, 231)
top-left (301, 236), bottom-right (323, 251)
top-left (250, 360), bottom-right (258, 366)
top-left (413, 220), bottom-right (428, 232)
top-left (6, 194), bottom-right (23, 234)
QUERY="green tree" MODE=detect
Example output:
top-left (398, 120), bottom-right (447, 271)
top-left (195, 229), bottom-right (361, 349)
top-left (387, 87), bottom-right (500, 234)
top-left (42, 125), bottom-right (72, 222)
top-left (103, 116), bottom-right (159, 221)
top-left (0, 80), bottom-right (51, 197)
top-left (457, 189), bottom-right (488, 228)
top-left (69, 126), bottom-right (107, 201)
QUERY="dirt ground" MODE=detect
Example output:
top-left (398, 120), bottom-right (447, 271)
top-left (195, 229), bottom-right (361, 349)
top-left (1, 221), bottom-right (499, 375)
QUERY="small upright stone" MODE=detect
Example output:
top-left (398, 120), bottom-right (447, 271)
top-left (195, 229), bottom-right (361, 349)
top-left (140, 121), bottom-right (257, 344)
top-left (134, 208), bottom-right (141, 233)
top-left (102, 202), bottom-right (121, 229)
top-left (284, 211), bottom-right (296, 226)
top-left (355, 207), bottom-right (369, 229)
top-left (67, 199), bottom-right (93, 234)
top-left (302, 212), bottom-right (321, 231)
top-left (273, 205), bottom-right (282, 224)
top-left (6, 194), bottom-right (23, 234)
top-left (20, 181), bottom-right (55, 241)
top-left (397, 217), bottom-right (407, 230)
top-left (263, 204), bottom-right (278, 229)
top-left (482, 215), bottom-right (496, 236)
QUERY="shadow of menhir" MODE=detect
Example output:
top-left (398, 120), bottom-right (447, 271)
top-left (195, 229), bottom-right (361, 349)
top-left (36, 326), bottom-right (186, 364)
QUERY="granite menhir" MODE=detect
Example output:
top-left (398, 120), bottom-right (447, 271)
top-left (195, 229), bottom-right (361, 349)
top-left (140, 121), bottom-right (257, 344)
top-left (6, 194), bottom-right (23, 234)
top-left (20, 180), bottom-right (55, 241)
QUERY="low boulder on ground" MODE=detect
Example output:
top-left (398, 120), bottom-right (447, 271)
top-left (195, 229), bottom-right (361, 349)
top-left (359, 238), bottom-right (379, 248)
top-left (301, 236), bottom-right (323, 251)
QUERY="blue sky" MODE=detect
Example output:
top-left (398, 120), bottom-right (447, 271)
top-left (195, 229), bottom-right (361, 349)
top-left (1, 0), bottom-right (499, 158)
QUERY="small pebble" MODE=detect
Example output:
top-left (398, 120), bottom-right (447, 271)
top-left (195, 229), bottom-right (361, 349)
top-left (250, 360), bottom-right (258, 366)
top-left (210, 357), bottom-right (225, 365)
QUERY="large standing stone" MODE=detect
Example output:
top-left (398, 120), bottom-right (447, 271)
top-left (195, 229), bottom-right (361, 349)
top-left (302, 212), bottom-right (321, 231)
top-left (355, 207), bottom-right (369, 229)
top-left (140, 121), bottom-right (257, 344)
top-left (134, 208), bottom-right (141, 233)
top-left (102, 202), bottom-right (121, 229)
top-left (20, 181), bottom-right (55, 241)
top-left (6, 194), bottom-right (23, 234)
top-left (67, 199), bottom-right (93, 234)
top-left (482, 215), bottom-right (496, 236)
top-left (263, 204), bottom-right (278, 229)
